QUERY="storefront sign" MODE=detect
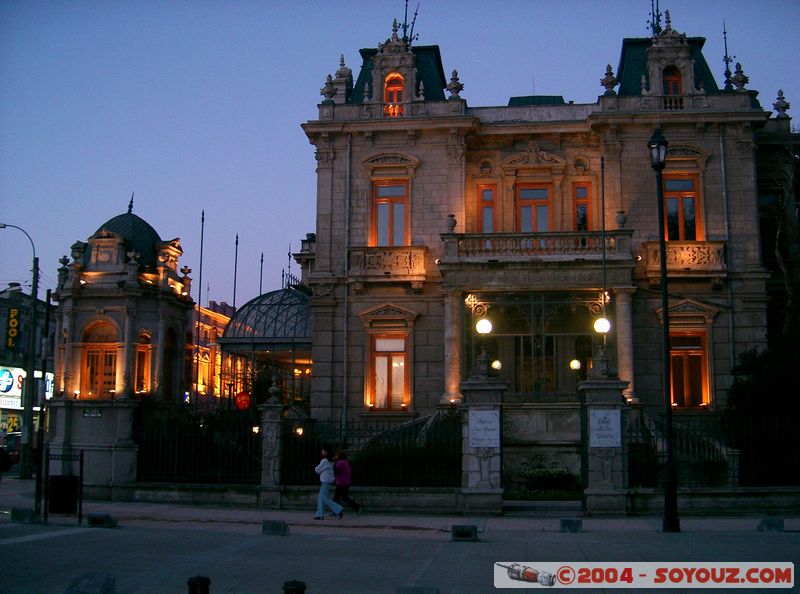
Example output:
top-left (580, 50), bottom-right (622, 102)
top-left (5, 307), bottom-right (20, 350)
top-left (589, 409), bottom-right (621, 448)
top-left (469, 409), bottom-right (500, 448)
top-left (0, 367), bottom-right (54, 407)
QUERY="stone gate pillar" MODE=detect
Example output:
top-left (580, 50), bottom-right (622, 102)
top-left (258, 382), bottom-right (284, 508)
top-left (458, 369), bottom-right (507, 515)
top-left (578, 378), bottom-right (629, 515)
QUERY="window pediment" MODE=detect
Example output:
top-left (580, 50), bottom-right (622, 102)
top-left (363, 153), bottom-right (420, 177)
top-left (359, 303), bottom-right (418, 329)
top-left (502, 142), bottom-right (566, 176)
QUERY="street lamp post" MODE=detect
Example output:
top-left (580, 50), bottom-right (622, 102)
top-left (0, 223), bottom-right (39, 480)
top-left (647, 129), bottom-right (680, 533)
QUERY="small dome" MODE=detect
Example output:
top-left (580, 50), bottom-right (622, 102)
top-left (224, 288), bottom-right (312, 342)
top-left (95, 212), bottom-right (162, 267)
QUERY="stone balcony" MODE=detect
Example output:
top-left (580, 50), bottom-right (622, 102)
top-left (442, 230), bottom-right (633, 263)
top-left (643, 240), bottom-right (727, 287)
top-left (438, 230), bottom-right (634, 291)
top-left (349, 245), bottom-right (428, 292)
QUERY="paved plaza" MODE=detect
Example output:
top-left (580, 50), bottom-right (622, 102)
top-left (1, 477), bottom-right (798, 593)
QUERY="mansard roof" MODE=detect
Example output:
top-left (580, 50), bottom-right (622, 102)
top-left (616, 36), bottom-right (720, 96)
top-left (350, 44), bottom-right (447, 103)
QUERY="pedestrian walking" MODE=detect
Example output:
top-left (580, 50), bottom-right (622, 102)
top-left (333, 449), bottom-right (361, 514)
top-left (313, 446), bottom-right (343, 520)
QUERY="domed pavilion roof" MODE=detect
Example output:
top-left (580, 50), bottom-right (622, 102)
top-left (95, 211), bottom-right (162, 268)
top-left (222, 287), bottom-right (312, 348)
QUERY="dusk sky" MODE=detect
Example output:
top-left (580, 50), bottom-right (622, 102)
top-left (2, 0), bottom-right (798, 310)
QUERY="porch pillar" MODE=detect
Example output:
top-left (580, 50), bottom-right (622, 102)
top-left (458, 375), bottom-right (507, 514)
top-left (578, 377), bottom-right (629, 515)
top-left (441, 290), bottom-right (462, 404)
top-left (258, 380), bottom-right (284, 508)
top-left (614, 288), bottom-right (636, 401)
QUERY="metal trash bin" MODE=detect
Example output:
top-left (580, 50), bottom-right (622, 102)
top-left (48, 475), bottom-right (80, 514)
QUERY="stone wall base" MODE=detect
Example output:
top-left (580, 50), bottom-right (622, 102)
top-left (626, 487), bottom-right (800, 516)
top-left (459, 488), bottom-right (504, 515)
top-left (584, 488), bottom-right (626, 516)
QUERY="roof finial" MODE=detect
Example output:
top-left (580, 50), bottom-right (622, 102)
top-left (400, 0), bottom-right (420, 43)
top-left (128, 191), bottom-right (134, 214)
top-left (648, 0), bottom-right (662, 36)
top-left (722, 20), bottom-right (735, 91)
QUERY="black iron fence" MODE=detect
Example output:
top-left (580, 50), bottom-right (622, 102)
top-left (282, 411), bottom-right (462, 487)
top-left (627, 412), bottom-right (799, 488)
top-left (134, 402), bottom-right (262, 485)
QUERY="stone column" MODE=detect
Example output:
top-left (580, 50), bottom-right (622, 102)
top-left (458, 375), bottom-right (507, 515)
top-left (441, 290), bottom-right (462, 404)
top-left (121, 308), bottom-right (135, 398)
top-left (578, 378), bottom-right (629, 515)
top-left (258, 381), bottom-right (285, 508)
top-left (153, 314), bottom-right (166, 398)
top-left (614, 288), bottom-right (636, 401)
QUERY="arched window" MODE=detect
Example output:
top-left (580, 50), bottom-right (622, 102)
top-left (81, 321), bottom-right (118, 399)
top-left (383, 74), bottom-right (405, 118)
top-left (662, 66), bottom-right (683, 110)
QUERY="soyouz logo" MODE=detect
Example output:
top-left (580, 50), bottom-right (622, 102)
top-left (494, 562), bottom-right (794, 589)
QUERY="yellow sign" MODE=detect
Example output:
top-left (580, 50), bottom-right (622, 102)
top-left (6, 307), bottom-right (19, 350)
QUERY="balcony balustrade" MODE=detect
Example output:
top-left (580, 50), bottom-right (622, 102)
top-left (349, 245), bottom-right (427, 291)
top-left (643, 240), bottom-right (727, 287)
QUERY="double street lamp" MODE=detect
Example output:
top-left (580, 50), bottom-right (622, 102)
top-left (0, 223), bottom-right (39, 480)
top-left (647, 129), bottom-right (680, 533)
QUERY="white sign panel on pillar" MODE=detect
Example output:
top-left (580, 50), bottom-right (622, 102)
top-left (589, 408), bottom-right (621, 448)
top-left (469, 409), bottom-right (500, 448)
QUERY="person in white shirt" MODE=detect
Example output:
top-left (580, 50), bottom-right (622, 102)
top-left (314, 446), bottom-right (344, 520)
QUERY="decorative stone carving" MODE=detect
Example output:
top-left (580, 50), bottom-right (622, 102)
top-left (773, 89), bottom-right (790, 118)
top-left (446, 214), bottom-right (457, 233)
top-left (601, 65), bottom-right (618, 96)
top-left (446, 69), bottom-right (464, 99)
top-left (320, 74), bottom-right (337, 103)
top-left (501, 142), bottom-right (567, 175)
top-left (731, 62), bottom-right (749, 91)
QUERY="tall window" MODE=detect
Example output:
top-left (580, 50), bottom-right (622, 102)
top-left (664, 176), bottom-right (701, 240)
top-left (372, 181), bottom-right (408, 246)
top-left (517, 185), bottom-right (551, 232)
top-left (135, 334), bottom-right (151, 393)
top-left (81, 322), bottom-right (118, 398)
top-left (670, 332), bottom-right (708, 408)
top-left (663, 65), bottom-right (683, 110)
top-left (384, 74), bottom-right (404, 118)
top-left (369, 335), bottom-right (408, 410)
top-left (573, 183), bottom-right (591, 231)
top-left (478, 184), bottom-right (496, 232)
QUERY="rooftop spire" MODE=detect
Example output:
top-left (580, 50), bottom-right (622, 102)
top-left (648, 0), bottom-right (662, 36)
top-left (128, 191), bottom-right (134, 214)
top-left (400, 0), bottom-right (419, 43)
top-left (722, 20), bottom-right (735, 91)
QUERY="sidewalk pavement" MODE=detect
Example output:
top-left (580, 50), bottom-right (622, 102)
top-left (1, 475), bottom-right (799, 594)
top-left (3, 476), bottom-right (799, 535)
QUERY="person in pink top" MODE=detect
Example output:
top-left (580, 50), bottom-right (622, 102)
top-left (333, 449), bottom-right (361, 514)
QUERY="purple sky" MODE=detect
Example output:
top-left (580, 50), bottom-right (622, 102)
top-left (2, 0), bottom-right (798, 309)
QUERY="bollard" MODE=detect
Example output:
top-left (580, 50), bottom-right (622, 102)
top-left (282, 580), bottom-right (307, 593)
top-left (262, 519), bottom-right (289, 535)
top-left (451, 524), bottom-right (478, 541)
top-left (87, 513), bottom-right (118, 528)
top-left (187, 575), bottom-right (211, 594)
top-left (560, 518), bottom-right (583, 533)
top-left (757, 518), bottom-right (784, 532)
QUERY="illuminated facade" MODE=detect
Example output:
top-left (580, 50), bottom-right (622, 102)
top-left (192, 300), bottom-right (234, 397)
top-left (53, 204), bottom-right (194, 400)
top-left (299, 16), bottom-right (791, 423)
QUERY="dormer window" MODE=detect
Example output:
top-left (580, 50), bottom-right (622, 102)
top-left (384, 74), bottom-right (405, 118)
top-left (662, 66), bottom-right (683, 110)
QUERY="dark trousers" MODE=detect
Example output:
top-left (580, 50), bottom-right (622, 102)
top-left (333, 484), bottom-right (360, 511)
